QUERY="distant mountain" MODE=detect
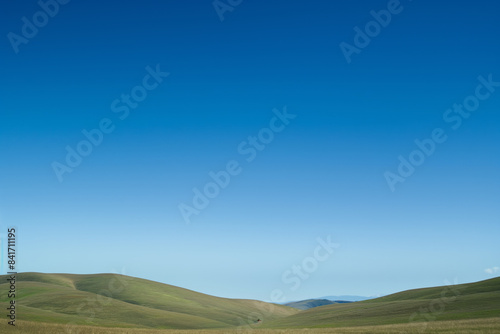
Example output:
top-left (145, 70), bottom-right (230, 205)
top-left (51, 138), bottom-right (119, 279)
top-left (318, 295), bottom-right (372, 302)
top-left (284, 298), bottom-right (352, 310)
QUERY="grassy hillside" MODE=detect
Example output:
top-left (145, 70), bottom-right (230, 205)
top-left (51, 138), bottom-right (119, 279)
top-left (9, 317), bottom-right (500, 334)
top-left (2, 273), bottom-right (498, 331)
top-left (264, 276), bottom-right (500, 329)
top-left (0, 272), bottom-right (298, 329)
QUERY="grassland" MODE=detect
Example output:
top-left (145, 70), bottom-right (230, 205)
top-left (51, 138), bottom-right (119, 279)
top-left (0, 273), bottom-right (297, 329)
top-left (263, 276), bottom-right (500, 329)
top-left (1, 273), bottom-right (499, 332)
top-left (6, 317), bottom-right (500, 333)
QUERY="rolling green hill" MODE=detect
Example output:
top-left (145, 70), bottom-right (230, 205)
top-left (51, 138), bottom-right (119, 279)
top-left (0, 272), bottom-right (298, 329)
top-left (2, 273), bottom-right (499, 331)
top-left (263, 276), bottom-right (500, 329)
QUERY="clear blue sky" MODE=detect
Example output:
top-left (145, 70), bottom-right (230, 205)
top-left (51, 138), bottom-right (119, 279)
top-left (1, 0), bottom-right (499, 302)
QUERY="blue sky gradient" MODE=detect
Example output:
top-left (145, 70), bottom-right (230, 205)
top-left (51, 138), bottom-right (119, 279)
top-left (1, 0), bottom-right (499, 301)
